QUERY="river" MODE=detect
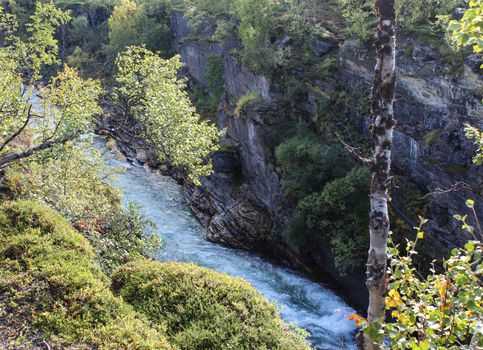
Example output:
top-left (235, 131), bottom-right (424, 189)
top-left (101, 141), bottom-right (357, 350)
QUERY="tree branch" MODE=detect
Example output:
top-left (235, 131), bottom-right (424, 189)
top-left (0, 135), bottom-right (75, 168)
top-left (422, 181), bottom-right (475, 199)
top-left (335, 132), bottom-right (373, 168)
top-left (0, 104), bottom-right (33, 153)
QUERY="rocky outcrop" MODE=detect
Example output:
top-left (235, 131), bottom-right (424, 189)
top-left (340, 38), bottom-right (482, 247)
top-left (171, 13), bottom-right (289, 250)
top-left (168, 12), bottom-right (373, 307)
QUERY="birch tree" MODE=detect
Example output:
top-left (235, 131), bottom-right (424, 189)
top-left (0, 3), bottom-right (103, 169)
top-left (112, 47), bottom-right (220, 184)
top-left (359, 0), bottom-right (397, 349)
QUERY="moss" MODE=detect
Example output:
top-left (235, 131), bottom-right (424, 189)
top-left (112, 260), bottom-right (311, 350)
top-left (0, 200), bottom-right (172, 350)
top-left (0, 201), bottom-right (311, 349)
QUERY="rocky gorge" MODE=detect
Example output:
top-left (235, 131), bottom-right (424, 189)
top-left (99, 9), bottom-right (482, 309)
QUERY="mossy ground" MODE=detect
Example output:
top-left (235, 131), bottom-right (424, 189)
top-left (113, 260), bottom-right (311, 350)
top-left (0, 200), bottom-right (172, 350)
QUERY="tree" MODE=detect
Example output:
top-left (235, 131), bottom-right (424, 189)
top-left (354, 3), bottom-right (482, 347)
top-left (358, 0), bottom-right (398, 349)
top-left (0, 2), bottom-right (102, 169)
top-left (112, 46), bottom-right (220, 184)
top-left (106, 0), bottom-right (145, 58)
top-left (233, 0), bottom-right (280, 72)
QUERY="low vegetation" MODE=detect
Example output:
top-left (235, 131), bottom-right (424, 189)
top-left (0, 200), bottom-right (172, 349)
top-left (234, 91), bottom-right (262, 117)
top-left (0, 201), bottom-right (311, 349)
top-left (112, 260), bottom-right (311, 350)
top-left (275, 127), bottom-right (370, 275)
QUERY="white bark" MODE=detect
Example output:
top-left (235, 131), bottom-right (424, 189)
top-left (360, 1), bottom-right (397, 349)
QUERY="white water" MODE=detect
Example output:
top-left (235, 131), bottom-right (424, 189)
top-left (105, 147), bottom-right (357, 350)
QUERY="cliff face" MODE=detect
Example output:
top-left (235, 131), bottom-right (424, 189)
top-left (167, 12), bottom-right (482, 307)
top-left (340, 38), bottom-right (482, 248)
top-left (170, 13), bottom-right (289, 248)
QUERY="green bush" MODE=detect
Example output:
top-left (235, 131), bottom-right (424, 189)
top-left (6, 144), bottom-right (161, 274)
top-left (234, 91), bottom-right (262, 117)
top-left (70, 15), bottom-right (90, 44)
top-left (276, 128), bottom-right (370, 275)
top-left (112, 260), bottom-right (311, 350)
top-left (0, 200), bottom-right (172, 349)
top-left (66, 46), bottom-right (97, 77)
top-left (275, 128), bottom-right (353, 200)
top-left (335, 0), bottom-right (465, 40)
top-left (298, 167), bottom-right (371, 275)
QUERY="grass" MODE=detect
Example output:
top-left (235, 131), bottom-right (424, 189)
top-left (234, 92), bottom-right (262, 117)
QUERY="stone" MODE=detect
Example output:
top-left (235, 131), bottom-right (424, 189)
top-left (412, 43), bottom-right (438, 62)
top-left (105, 12), bottom-right (482, 309)
top-left (135, 149), bottom-right (148, 163)
top-left (274, 34), bottom-right (292, 49)
top-left (212, 151), bottom-right (240, 174)
top-left (309, 38), bottom-right (335, 56)
top-left (452, 7), bottom-right (466, 20)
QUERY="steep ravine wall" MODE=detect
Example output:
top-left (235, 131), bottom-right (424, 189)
top-left (171, 13), bottom-right (376, 307)
top-left (340, 38), bottom-right (482, 248)
top-left (166, 12), bottom-right (483, 308)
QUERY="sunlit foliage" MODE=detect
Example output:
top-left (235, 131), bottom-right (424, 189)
top-left (113, 46), bottom-right (220, 184)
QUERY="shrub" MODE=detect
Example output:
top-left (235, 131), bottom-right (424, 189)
top-left (275, 128), bottom-right (353, 200)
top-left (359, 214), bottom-right (483, 348)
top-left (0, 200), bottom-right (172, 349)
top-left (66, 46), bottom-right (97, 77)
top-left (5, 143), bottom-right (161, 274)
top-left (212, 17), bottom-right (237, 41)
top-left (298, 166), bottom-right (370, 275)
top-left (70, 15), bottom-right (90, 44)
top-left (336, 0), bottom-right (466, 40)
top-left (234, 91), bottom-right (262, 117)
top-left (276, 128), bottom-right (370, 275)
top-left (112, 260), bottom-right (311, 350)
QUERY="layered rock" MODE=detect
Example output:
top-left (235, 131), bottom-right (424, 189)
top-left (340, 38), bottom-right (482, 247)
top-left (167, 11), bottom-right (482, 307)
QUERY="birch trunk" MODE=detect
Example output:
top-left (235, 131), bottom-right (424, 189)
top-left (361, 1), bottom-right (397, 349)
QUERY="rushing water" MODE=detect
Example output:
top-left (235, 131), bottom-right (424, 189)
top-left (102, 143), bottom-right (357, 350)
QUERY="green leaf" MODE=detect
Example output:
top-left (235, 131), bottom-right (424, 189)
top-left (465, 242), bottom-right (475, 252)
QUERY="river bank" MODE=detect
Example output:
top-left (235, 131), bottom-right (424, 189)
top-left (96, 136), bottom-right (358, 349)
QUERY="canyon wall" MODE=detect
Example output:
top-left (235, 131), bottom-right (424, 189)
top-left (125, 12), bottom-right (482, 308)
